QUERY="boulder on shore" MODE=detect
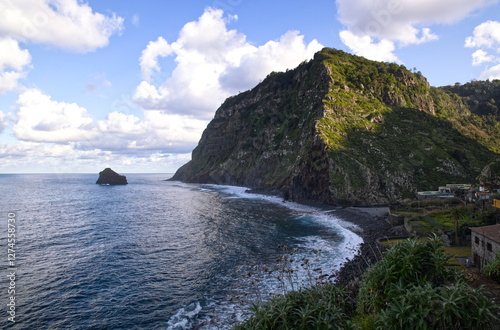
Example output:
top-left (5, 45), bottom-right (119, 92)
top-left (96, 168), bottom-right (128, 185)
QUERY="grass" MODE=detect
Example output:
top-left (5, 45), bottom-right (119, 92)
top-left (444, 246), bottom-right (471, 257)
top-left (381, 240), bottom-right (471, 266)
top-left (445, 246), bottom-right (472, 267)
top-left (400, 203), bottom-right (496, 239)
top-left (380, 238), bottom-right (424, 245)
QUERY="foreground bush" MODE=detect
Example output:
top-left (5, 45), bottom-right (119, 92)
top-left (357, 234), bottom-right (460, 314)
top-left (234, 236), bottom-right (499, 329)
top-left (358, 235), bottom-right (498, 329)
top-left (377, 281), bottom-right (498, 329)
top-left (234, 284), bottom-right (354, 329)
top-left (483, 250), bottom-right (500, 282)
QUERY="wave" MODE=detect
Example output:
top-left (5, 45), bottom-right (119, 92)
top-left (166, 301), bottom-right (203, 329)
top-left (176, 183), bottom-right (365, 328)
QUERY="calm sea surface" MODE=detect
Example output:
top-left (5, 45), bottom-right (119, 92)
top-left (0, 174), bottom-right (362, 329)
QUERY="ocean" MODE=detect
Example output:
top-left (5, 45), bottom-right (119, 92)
top-left (0, 173), bottom-right (362, 329)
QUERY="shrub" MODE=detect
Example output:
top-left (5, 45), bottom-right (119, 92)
top-left (377, 281), bottom-right (499, 329)
top-left (357, 235), bottom-right (460, 315)
top-left (234, 284), bottom-right (354, 329)
top-left (483, 250), bottom-right (500, 282)
top-left (234, 237), bottom-right (499, 329)
top-left (358, 235), bottom-right (499, 329)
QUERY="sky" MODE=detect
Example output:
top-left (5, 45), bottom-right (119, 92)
top-left (0, 0), bottom-right (499, 173)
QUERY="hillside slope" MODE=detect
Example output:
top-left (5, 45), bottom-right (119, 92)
top-left (171, 48), bottom-right (500, 206)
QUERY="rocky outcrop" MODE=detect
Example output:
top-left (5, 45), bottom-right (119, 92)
top-left (171, 48), bottom-right (499, 206)
top-left (96, 168), bottom-right (128, 185)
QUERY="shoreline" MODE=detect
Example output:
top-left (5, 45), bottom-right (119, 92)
top-left (181, 183), bottom-right (395, 288)
top-left (329, 207), bottom-right (392, 287)
top-left (244, 187), bottom-right (394, 287)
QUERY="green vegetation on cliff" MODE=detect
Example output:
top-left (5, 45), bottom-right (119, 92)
top-left (172, 48), bottom-right (500, 206)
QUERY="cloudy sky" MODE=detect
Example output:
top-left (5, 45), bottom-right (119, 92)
top-left (0, 0), bottom-right (499, 173)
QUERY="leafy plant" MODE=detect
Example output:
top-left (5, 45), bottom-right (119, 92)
top-left (234, 283), bottom-right (354, 330)
top-left (357, 235), bottom-right (460, 315)
top-left (234, 236), bottom-right (499, 329)
top-left (377, 281), bottom-right (499, 329)
top-left (483, 250), bottom-right (500, 282)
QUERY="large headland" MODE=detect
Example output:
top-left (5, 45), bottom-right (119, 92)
top-left (171, 47), bottom-right (500, 207)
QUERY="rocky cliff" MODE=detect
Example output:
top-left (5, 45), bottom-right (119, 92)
top-left (171, 48), bottom-right (500, 206)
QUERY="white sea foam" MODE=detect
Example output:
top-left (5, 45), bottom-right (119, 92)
top-left (205, 184), bottom-right (363, 250)
top-left (205, 183), bottom-right (364, 281)
top-left (178, 183), bottom-right (365, 328)
top-left (166, 301), bottom-right (203, 330)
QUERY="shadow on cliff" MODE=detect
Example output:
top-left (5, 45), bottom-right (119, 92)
top-left (321, 106), bottom-right (497, 205)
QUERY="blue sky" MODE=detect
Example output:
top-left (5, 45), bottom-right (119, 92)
top-left (0, 0), bottom-right (499, 173)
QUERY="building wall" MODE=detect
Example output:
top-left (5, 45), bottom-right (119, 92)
top-left (471, 232), bottom-right (500, 269)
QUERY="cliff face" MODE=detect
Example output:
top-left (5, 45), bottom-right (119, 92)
top-left (173, 57), bottom-right (333, 201)
top-left (172, 48), bottom-right (500, 206)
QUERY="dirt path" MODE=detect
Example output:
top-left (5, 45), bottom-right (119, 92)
top-left (463, 268), bottom-right (500, 306)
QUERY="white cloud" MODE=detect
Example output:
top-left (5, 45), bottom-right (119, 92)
top-left (339, 30), bottom-right (399, 63)
top-left (472, 49), bottom-right (495, 65)
top-left (0, 38), bottom-right (31, 71)
top-left (0, 38), bottom-right (32, 93)
top-left (338, 0), bottom-right (495, 43)
top-left (0, 110), bottom-right (11, 133)
top-left (77, 148), bottom-right (112, 160)
top-left (138, 111), bottom-right (208, 150)
top-left (13, 88), bottom-right (97, 143)
top-left (11, 88), bottom-right (204, 155)
top-left (465, 20), bottom-right (500, 50)
top-left (337, 0), bottom-right (497, 61)
top-left (133, 8), bottom-right (323, 119)
top-left (93, 110), bottom-right (208, 153)
top-left (0, 0), bottom-right (124, 53)
top-left (466, 20), bottom-right (500, 80)
top-left (479, 64), bottom-right (500, 80)
top-left (97, 112), bottom-right (143, 135)
top-left (0, 141), bottom-right (41, 158)
top-left (40, 144), bottom-right (76, 158)
top-left (219, 31), bottom-right (323, 93)
top-left (139, 37), bottom-right (173, 82)
top-left (2, 7), bottom-right (324, 171)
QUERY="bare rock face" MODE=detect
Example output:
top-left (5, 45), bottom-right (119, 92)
top-left (96, 168), bottom-right (128, 185)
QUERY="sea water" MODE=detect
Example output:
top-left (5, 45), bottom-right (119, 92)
top-left (0, 174), bottom-right (362, 329)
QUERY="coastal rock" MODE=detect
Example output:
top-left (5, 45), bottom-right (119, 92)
top-left (171, 48), bottom-right (499, 206)
top-left (96, 168), bottom-right (128, 185)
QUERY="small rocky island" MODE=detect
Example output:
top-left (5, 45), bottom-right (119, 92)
top-left (96, 168), bottom-right (128, 185)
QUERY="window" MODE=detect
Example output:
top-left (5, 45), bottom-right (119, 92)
top-left (475, 236), bottom-right (480, 245)
top-left (487, 242), bottom-right (492, 252)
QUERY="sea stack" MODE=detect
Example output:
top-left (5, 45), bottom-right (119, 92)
top-left (96, 168), bottom-right (128, 185)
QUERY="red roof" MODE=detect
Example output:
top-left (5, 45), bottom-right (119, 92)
top-left (471, 224), bottom-right (500, 243)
